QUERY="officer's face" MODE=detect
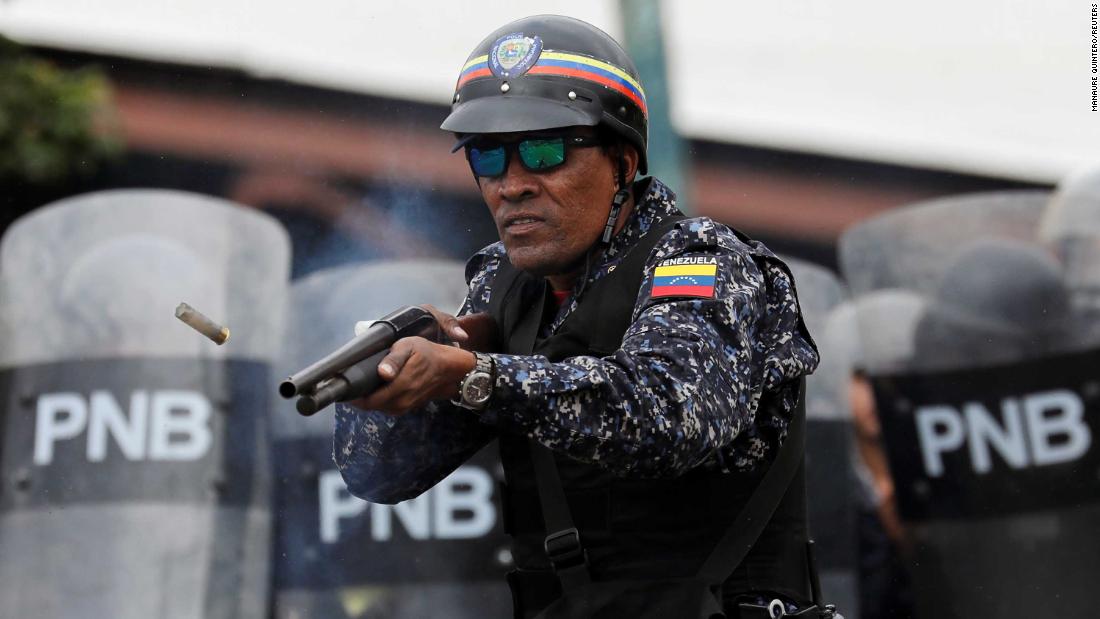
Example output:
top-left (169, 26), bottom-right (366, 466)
top-left (474, 128), bottom-right (628, 281)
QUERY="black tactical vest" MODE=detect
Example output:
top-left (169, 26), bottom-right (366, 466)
top-left (486, 218), bottom-right (813, 615)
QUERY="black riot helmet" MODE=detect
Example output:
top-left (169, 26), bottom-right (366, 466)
top-left (441, 14), bottom-right (649, 174)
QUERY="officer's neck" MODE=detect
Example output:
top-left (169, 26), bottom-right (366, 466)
top-left (546, 197), bottom-right (636, 292)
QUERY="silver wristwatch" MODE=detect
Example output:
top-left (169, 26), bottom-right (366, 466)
top-left (455, 352), bottom-right (494, 410)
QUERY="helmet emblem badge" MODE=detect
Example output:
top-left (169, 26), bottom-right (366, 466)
top-left (489, 32), bottom-right (542, 78)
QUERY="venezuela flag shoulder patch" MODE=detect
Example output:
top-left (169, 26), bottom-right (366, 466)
top-left (652, 255), bottom-right (718, 299)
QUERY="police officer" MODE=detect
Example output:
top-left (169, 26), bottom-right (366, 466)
top-left (335, 15), bottom-right (820, 618)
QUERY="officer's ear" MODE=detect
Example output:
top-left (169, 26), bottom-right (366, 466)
top-left (619, 142), bottom-right (640, 186)
top-left (606, 139), bottom-right (640, 191)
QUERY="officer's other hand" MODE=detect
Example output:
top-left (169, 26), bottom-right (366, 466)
top-left (419, 305), bottom-right (500, 353)
top-left (346, 336), bottom-right (476, 415)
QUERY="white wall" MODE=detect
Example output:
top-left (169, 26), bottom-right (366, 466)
top-left (665, 1), bottom-right (1095, 182)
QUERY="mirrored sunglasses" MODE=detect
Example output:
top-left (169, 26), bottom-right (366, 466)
top-left (465, 135), bottom-right (602, 178)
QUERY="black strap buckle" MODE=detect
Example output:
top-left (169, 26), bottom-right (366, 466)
top-left (543, 527), bottom-right (587, 570)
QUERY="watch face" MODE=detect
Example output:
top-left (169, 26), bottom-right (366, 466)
top-left (465, 373), bottom-right (493, 404)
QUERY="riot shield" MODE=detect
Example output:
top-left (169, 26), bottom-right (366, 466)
top-left (824, 291), bottom-right (926, 618)
top-left (273, 259), bottom-right (513, 619)
top-left (1040, 166), bottom-right (1100, 346)
top-left (839, 190), bottom-right (1048, 297)
top-left (0, 190), bottom-right (289, 618)
top-left (838, 190), bottom-right (1100, 619)
top-left (784, 257), bottom-right (859, 618)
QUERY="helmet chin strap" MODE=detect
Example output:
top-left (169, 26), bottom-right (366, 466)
top-left (575, 151), bottom-right (629, 301)
top-left (601, 153), bottom-right (630, 244)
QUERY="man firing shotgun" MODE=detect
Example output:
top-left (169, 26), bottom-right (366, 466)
top-left (331, 15), bottom-right (827, 619)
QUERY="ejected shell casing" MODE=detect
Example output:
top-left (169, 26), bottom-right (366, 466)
top-left (175, 302), bottom-right (230, 345)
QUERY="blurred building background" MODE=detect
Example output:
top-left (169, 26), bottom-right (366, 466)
top-left (2, 0), bottom-right (1091, 276)
top-left (1, 3), bottom-right (1097, 619)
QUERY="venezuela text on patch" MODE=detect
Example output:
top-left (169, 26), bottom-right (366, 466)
top-left (652, 256), bottom-right (717, 299)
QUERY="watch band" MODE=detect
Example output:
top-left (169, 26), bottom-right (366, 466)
top-left (453, 352), bottom-right (495, 410)
top-left (472, 351), bottom-right (493, 375)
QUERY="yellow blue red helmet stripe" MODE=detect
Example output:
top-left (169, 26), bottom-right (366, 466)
top-left (537, 51), bottom-right (645, 98)
top-left (457, 55), bottom-right (492, 88)
top-left (462, 54), bottom-right (490, 72)
top-left (455, 50), bottom-right (647, 116)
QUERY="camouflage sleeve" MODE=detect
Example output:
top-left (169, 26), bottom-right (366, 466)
top-left (480, 219), bottom-right (819, 477)
top-left (333, 402), bottom-right (495, 503)
top-left (332, 244), bottom-right (507, 503)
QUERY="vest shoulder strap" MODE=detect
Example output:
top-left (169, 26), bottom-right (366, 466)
top-left (486, 214), bottom-right (686, 356)
top-left (574, 215), bottom-right (685, 355)
top-left (696, 379), bottom-right (807, 583)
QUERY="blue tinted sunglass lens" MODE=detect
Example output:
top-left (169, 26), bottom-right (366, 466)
top-left (469, 146), bottom-right (506, 177)
top-left (518, 138), bottom-right (566, 170)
